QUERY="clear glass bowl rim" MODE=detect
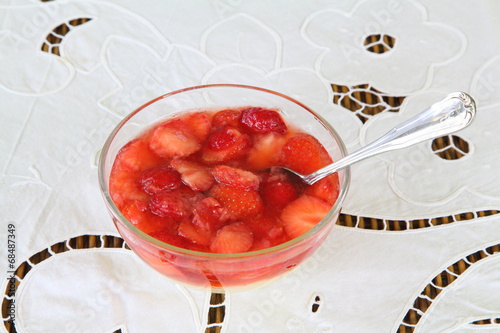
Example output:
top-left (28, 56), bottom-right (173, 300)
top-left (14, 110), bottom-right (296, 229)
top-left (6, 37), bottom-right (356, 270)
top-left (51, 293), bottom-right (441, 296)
top-left (98, 84), bottom-right (351, 260)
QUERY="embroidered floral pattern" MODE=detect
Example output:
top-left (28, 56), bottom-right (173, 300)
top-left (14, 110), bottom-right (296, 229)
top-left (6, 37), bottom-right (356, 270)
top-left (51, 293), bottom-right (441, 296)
top-left (301, 0), bottom-right (465, 93)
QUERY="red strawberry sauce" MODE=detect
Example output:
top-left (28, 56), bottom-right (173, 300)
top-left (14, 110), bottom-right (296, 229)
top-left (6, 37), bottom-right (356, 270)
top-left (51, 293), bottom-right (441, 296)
top-left (109, 106), bottom-right (340, 256)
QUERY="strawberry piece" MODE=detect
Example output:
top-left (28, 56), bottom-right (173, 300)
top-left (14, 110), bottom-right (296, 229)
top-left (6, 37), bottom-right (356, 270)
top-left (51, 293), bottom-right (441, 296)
top-left (170, 159), bottom-right (214, 191)
top-left (304, 175), bottom-right (340, 204)
top-left (178, 220), bottom-right (213, 246)
top-left (246, 215), bottom-right (284, 240)
top-left (110, 138), bottom-right (162, 208)
top-left (209, 184), bottom-right (264, 219)
top-left (246, 133), bottom-right (287, 171)
top-left (183, 112), bottom-right (211, 142)
top-left (210, 222), bottom-right (254, 254)
top-left (116, 139), bottom-right (162, 172)
top-left (212, 165), bottom-right (260, 190)
top-left (149, 229), bottom-right (192, 249)
top-left (122, 200), bottom-right (178, 234)
top-left (192, 197), bottom-right (230, 232)
top-left (182, 186), bottom-right (206, 206)
top-left (260, 176), bottom-right (298, 211)
top-left (149, 190), bottom-right (191, 219)
top-left (249, 238), bottom-right (273, 251)
top-left (240, 107), bottom-right (287, 134)
top-left (137, 165), bottom-right (182, 195)
top-left (279, 134), bottom-right (332, 174)
top-left (109, 166), bottom-right (148, 210)
top-left (121, 199), bottom-right (149, 222)
top-left (150, 119), bottom-right (201, 159)
top-left (212, 109), bottom-right (241, 128)
top-left (281, 195), bottom-right (332, 239)
top-left (248, 215), bottom-right (288, 251)
top-left (201, 126), bottom-right (251, 164)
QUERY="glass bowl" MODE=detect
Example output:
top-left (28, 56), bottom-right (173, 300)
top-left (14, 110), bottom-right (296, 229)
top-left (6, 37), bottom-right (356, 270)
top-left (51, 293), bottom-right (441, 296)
top-left (98, 84), bottom-right (350, 292)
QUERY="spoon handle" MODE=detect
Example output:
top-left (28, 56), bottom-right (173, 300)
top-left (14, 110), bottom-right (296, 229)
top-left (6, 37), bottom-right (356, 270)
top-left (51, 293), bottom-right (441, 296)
top-left (305, 92), bottom-right (476, 184)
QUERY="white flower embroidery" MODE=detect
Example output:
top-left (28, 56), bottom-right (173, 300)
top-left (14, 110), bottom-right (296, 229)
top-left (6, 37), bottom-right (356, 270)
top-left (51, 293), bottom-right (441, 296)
top-left (99, 37), bottom-right (215, 117)
top-left (301, 0), bottom-right (466, 94)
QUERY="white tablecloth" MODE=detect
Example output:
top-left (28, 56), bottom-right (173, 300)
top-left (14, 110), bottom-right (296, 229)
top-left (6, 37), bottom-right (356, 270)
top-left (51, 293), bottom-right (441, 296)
top-left (1, 0), bottom-right (500, 332)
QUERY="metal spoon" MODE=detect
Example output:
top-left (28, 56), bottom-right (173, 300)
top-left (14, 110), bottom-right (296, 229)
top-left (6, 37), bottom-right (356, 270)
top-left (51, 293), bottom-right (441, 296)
top-left (282, 92), bottom-right (476, 185)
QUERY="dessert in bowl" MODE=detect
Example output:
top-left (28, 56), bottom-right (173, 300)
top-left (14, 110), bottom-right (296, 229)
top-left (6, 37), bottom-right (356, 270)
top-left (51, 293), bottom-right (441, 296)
top-left (98, 84), bottom-right (350, 292)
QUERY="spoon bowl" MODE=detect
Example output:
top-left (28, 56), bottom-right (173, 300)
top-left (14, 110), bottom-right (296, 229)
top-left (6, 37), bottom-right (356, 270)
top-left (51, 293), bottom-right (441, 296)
top-left (282, 92), bottom-right (476, 185)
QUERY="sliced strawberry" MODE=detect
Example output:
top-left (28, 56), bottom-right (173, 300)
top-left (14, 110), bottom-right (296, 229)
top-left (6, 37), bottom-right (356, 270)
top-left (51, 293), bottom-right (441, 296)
top-left (149, 190), bottom-right (192, 219)
top-left (116, 139), bottom-right (162, 172)
top-left (121, 198), bottom-right (149, 218)
top-left (249, 238), bottom-right (273, 251)
top-left (122, 200), bottom-right (178, 234)
top-left (137, 165), bottom-right (182, 195)
top-left (304, 175), bottom-right (340, 204)
top-left (212, 165), bottom-right (260, 190)
top-left (109, 166), bottom-right (148, 209)
top-left (182, 112), bottom-right (211, 142)
top-left (246, 133), bottom-right (287, 171)
top-left (209, 184), bottom-right (264, 219)
top-left (150, 119), bottom-right (201, 159)
top-left (178, 220), bottom-right (213, 246)
top-left (279, 134), bottom-right (332, 174)
top-left (192, 197), bottom-right (230, 232)
top-left (170, 159), bottom-right (214, 191)
top-left (149, 229), bottom-right (192, 249)
top-left (240, 107), bottom-right (287, 134)
top-left (260, 176), bottom-right (298, 212)
top-left (212, 109), bottom-right (241, 128)
top-left (248, 215), bottom-right (288, 251)
top-left (246, 215), bottom-right (284, 240)
top-left (183, 187), bottom-right (206, 206)
top-left (280, 195), bottom-right (332, 239)
top-left (201, 126), bottom-right (251, 164)
top-left (210, 222), bottom-right (254, 254)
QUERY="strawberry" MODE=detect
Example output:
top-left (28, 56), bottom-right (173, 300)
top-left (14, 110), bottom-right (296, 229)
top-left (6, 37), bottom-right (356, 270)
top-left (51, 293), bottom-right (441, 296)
top-left (259, 176), bottom-right (298, 212)
top-left (212, 109), bottom-right (241, 128)
top-left (170, 159), bottom-right (214, 191)
top-left (122, 199), bottom-right (178, 234)
top-left (137, 165), bottom-right (182, 195)
top-left (209, 184), bottom-right (264, 219)
top-left (110, 139), bottom-right (162, 208)
top-left (182, 186), bottom-right (206, 205)
top-left (149, 229), bottom-right (191, 249)
top-left (249, 238), bottom-right (273, 251)
top-left (247, 215), bottom-right (288, 251)
top-left (149, 119), bottom-right (201, 159)
top-left (246, 215), bottom-right (284, 240)
top-left (246, 133), bottom-right (287, 171)
top-left (149, 190), bottom-right (192, 219)
top-left (240, 107), bottom-right (287, 134)
top-left (174, 185), bottom-right (206, 209)
top-left (280, 195), bottom-right (332, 239)
top-left (109, 166), bottom-right (148, 209)
top-left (178, 220), bottom-right (213, 246)
top-left (212, 165), bottom-right (260, 190)
top-left (122, 198), bottom-right (150, 218)
top-left (115, 139), bottom-right (162, 172)
top-left (201, 126), bottom-right (251, 164)
top-left (192, 197), bottom-right (230, 232)
top-left (304, 175), bottom-right (340, 204)
top-left (182, 112), bottom-right (211, 142)
top-left (278, 134), bottom-right (332, 174)
top-left (210, 222), bottom-right (254, 254)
